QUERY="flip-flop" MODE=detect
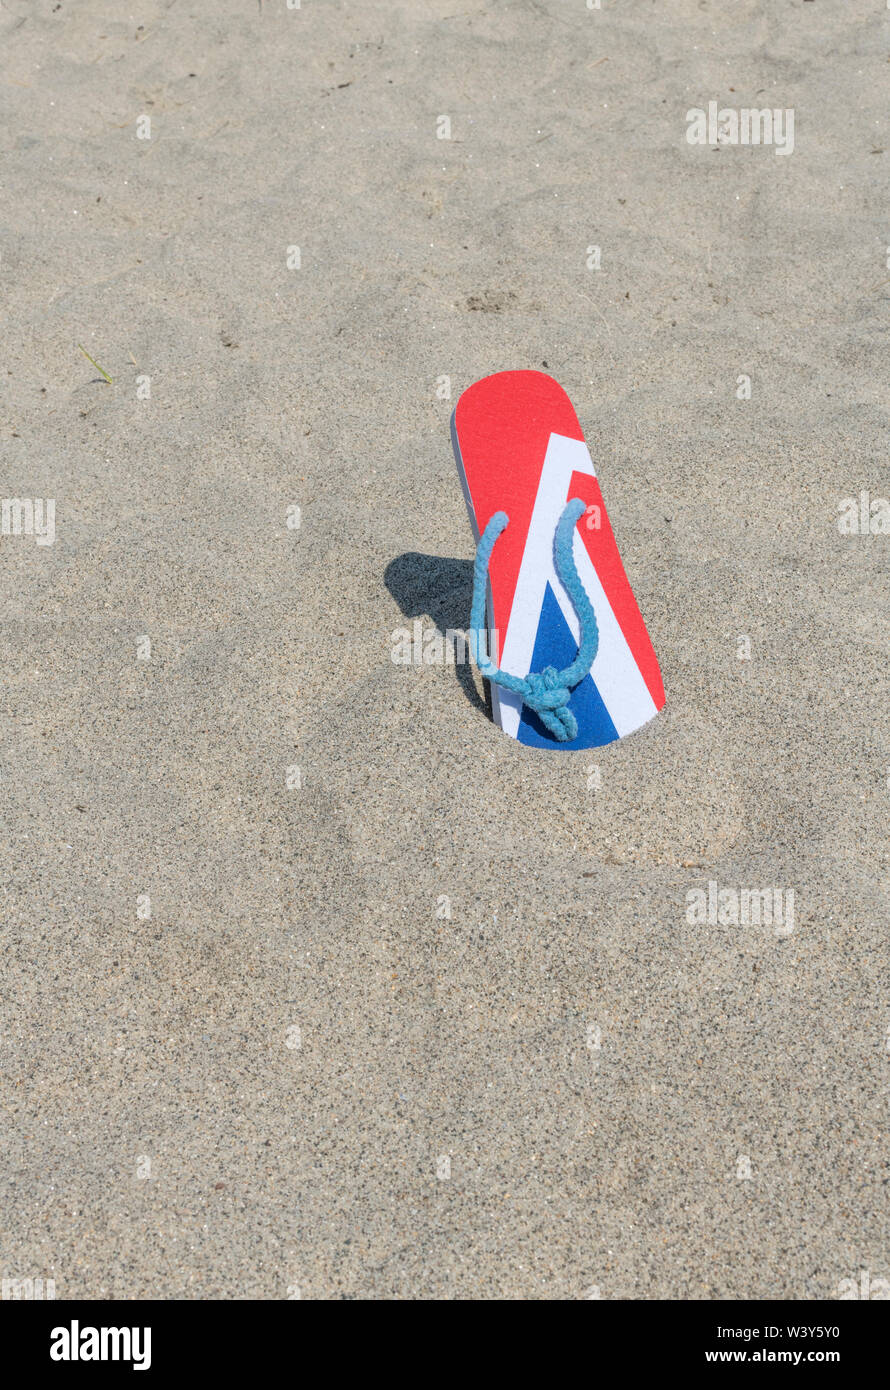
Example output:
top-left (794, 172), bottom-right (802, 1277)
top-left (451, 369), bottom-right (665, 749)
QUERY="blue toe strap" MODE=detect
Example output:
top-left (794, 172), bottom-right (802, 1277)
top-left (469, 498), bottom-right (599, 742)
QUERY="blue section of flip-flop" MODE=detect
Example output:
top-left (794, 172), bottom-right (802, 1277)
top-left (516, 583), bottom-right (619, 749)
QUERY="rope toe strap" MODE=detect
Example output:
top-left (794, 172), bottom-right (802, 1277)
top-left (469, 497), bottom-right (599, 742)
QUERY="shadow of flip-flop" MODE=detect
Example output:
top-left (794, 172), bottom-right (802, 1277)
top-left (384, 552), bottom-right (492, 719)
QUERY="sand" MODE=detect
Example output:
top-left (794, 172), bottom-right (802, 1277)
top-left (1, 0), bottom-right (888, 1299)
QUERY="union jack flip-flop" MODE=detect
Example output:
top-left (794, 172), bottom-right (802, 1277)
top-left (452, 370), bottom-right (665, 749)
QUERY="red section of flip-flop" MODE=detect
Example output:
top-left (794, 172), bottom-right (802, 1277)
top-left (454, 371), bottom-right (583, 664)
top-left (571, 473), bottom-right (666, 710)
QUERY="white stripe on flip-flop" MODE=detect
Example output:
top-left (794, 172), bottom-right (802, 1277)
top-left (495, 432), bottom-right (657, 741)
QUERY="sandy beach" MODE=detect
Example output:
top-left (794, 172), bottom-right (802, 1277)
top-left (1, 0), bottom-right (889, 1298)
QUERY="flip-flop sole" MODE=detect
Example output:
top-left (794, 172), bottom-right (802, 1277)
top-left (452, 369), bottom-right (665, 749)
